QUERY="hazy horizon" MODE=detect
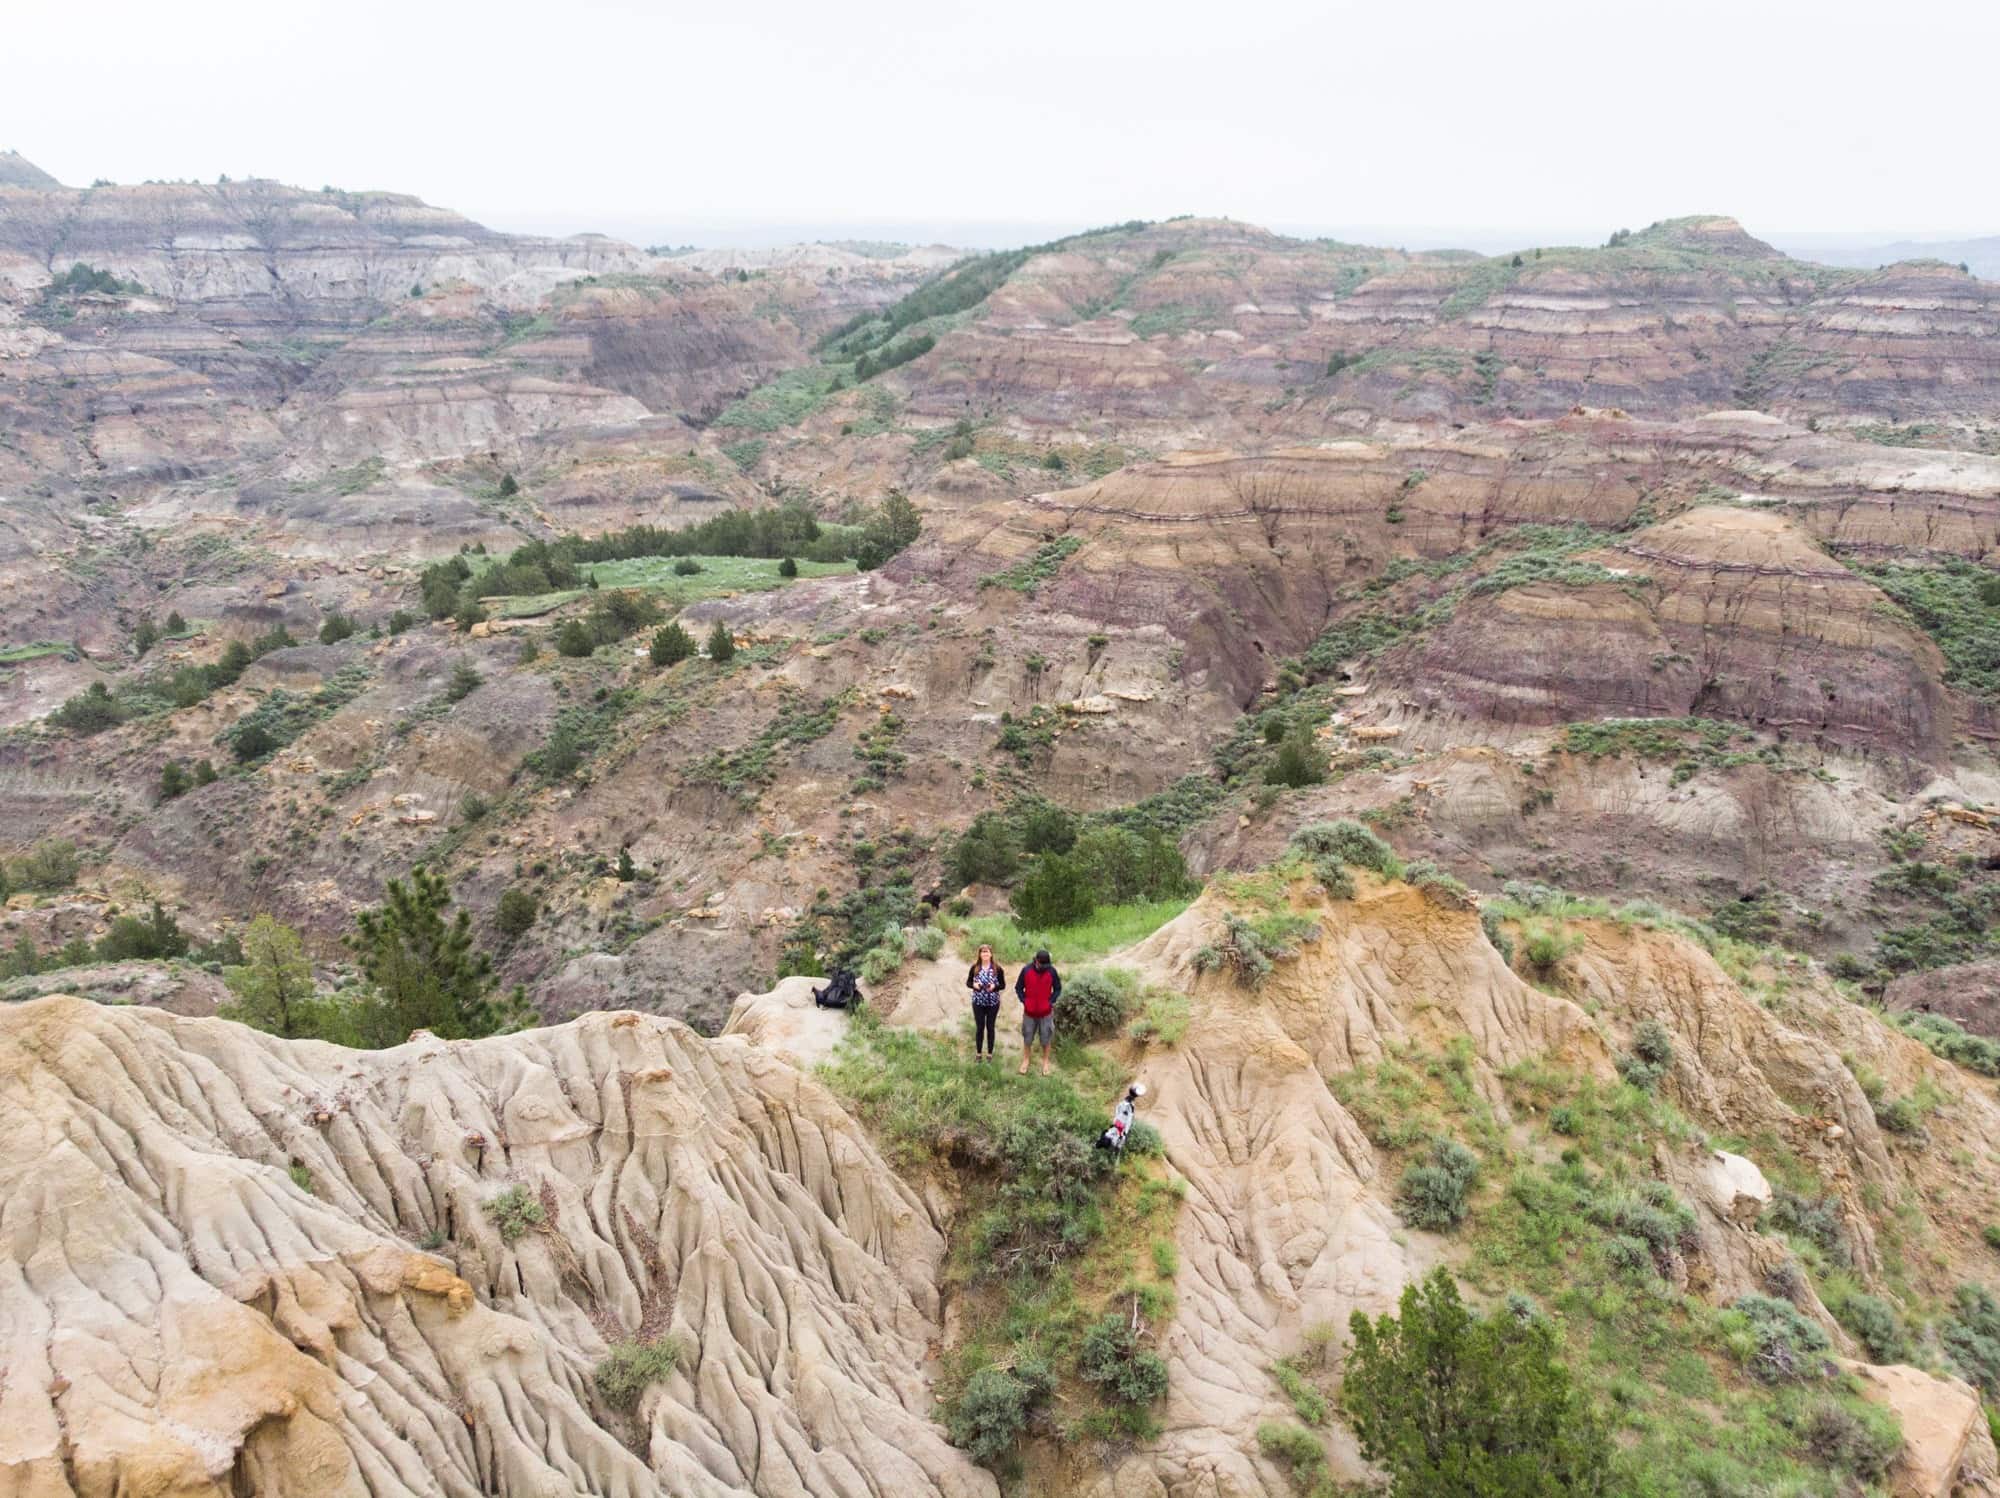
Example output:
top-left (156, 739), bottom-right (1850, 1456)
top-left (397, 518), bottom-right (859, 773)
top-left (12, 0), bottom-right (1999, 252)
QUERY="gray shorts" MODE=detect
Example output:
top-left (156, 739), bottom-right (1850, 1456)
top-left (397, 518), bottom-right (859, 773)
top-left (1021, 1013), bottom-right (1054, 1046)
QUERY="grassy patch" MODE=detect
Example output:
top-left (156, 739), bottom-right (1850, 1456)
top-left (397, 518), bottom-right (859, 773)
top-left (0, 641), bottom-right (71, 664)
top-left (713, 365), bottom-right (850, 432)
top-left (954, 897), bottom-right (1193, 965)
top-left (690, 690), bottom-right (846, 804)
top-left (981, 535), bottom-right (1083, 596)
top-left (1854, 559), bottom-right (2000, 699)
top-left (1464, 1064), bottom-right (1902, 1496)
top-left (491, 554), bottom-right (853, 618)
top-left (822, 1009), bottom-right (1180, 1463)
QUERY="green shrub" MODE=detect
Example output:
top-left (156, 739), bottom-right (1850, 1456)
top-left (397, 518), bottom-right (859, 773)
top-left (554, 619), bottom-right (595, 657)
top-left (1126, 1120), bottom-right (1163, 1156)
top-left (1265, 729), bottom-right (1325, 788)
top-left (1078, 1314), bottom-right (1169, 1404)
top-left (1521, 920), bottom-right (1582, 973)
top-left (318, 612), bottom-right (357, 645)
top-left (1726, 1294), bottom-right (1832, 1383)
top-left (14, 838), bottom-right (79, 891)
top-left (1799, 1400), bottom-right (1900, 1482)
top-left (911, 924), bottom-right (946, 960)
top-left (1405, 858), bottom-right (1476, 910)
top-left (1768, 1190), bottom-right (1851, 1265)
top-left (1062, 967), bottom-right (1138, 1038)
top-left (1130, 989), bottom-right (1191, 1046)
top-left (1983, 1223), bottom-right (2000, 1252)
top-left (1011, 852), bottom-right (1095, 928)
top-left (1942, 1283), bottom-right (2000, 1395)
top-left (1616, 1019), bottom-right (1675, 1092)
top-left (778, 556), bottom-right (798, 578)
top-left (1344, 1267), bottom-right (1610, 1495)
top-left (1889, 1010), bottom-right (2000, 1077)
top-left (1256, 1422), bottom-right (1326, 1483)
top-left (1192, 912), bottom-right (1318, 988)
top-left (483, 1185), bottom-right (546, 1244)
top-left (948, 812), bottom-right (1021, 888)
top-left (1289, 819), bottom-right (1400, 878)
top-left (1873, 1095), bottom-right (1923, 1134)
top-left (1310, 856), bottom-right (1355, 900)
top-left (671, 557), bottom-right (703, 576)
top-left (495, 887), bottom-right (537, 939)
top-left (1396, 1138), bottom-right (1480, 1231)
top-left (1482, 905), bottom-right (1516, 965)
top-left (1271, 1356), bottom-right (1329, 1424)
top-left (96, 901), bottom-right (188, 962)
top-left (444, 659), bottom-right (482, 701)
top-left (1831, 1290), bottom-right (1908, 1363)
top-left (706, 621), bottom-right (735, 662)
top-left (596, 1335), bottom-right (686, 1411)
top-left (649, 622), bottom-right (696, 666)
top-left (49, 681), bottom-right (131, 735)
top-left (158, 760), bottom-right (192, 801)
top-left (946, 1359), bottom-right (1052, 1465)
top-left (852, 943), bottom-right (899, 984)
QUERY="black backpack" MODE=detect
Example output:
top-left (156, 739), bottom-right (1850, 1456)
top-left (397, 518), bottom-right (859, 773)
top-left (813, 970), bottom-right (861, 1009)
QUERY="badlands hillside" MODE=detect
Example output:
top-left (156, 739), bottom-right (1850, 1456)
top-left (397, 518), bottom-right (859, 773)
top-left (3, 152), bottom-right (2000, 1496)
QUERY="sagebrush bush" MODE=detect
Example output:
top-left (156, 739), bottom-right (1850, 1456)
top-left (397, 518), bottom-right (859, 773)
top-left (1192, 912), bottom-right (1319, 989)
top-left (1727, 1294), bottom-right (1832, 1383)
top-left (1799, 1400), bottom-right (1900, 1482)
top-left (858, 943), bottom-right (902, 984)
top-left (1289, 819), bottom-right (1400, 878)
top-left (1396, 1138), bottom-right (1479, 1231)
top-left (1310, 855), bottom-right (1354, 900)
top-left (1404, 858), bottom-right (1476, 910)
top-left (911, 924), bottom-right (946, 960)
top-left (1617, 1019), bottom-right (1675, 1092)
top-left (483, 1185), bottom-right (546, 1244)
top-left (596, 1335), bottom-right (686, 1411)
top-left (1942, 1283), bottom-right (2000, 1396)
top-left (946, 1360), bottom-right (1050, 1464)
top-left (1769, 1188), bottom-right (1851, 1265)
top-left (1062, 967), bottom-right (1137, 1037)
top-left (1832, 1290), bottom-right (1908, 1363)
top-left (1078, 1314), bottom-right (1169, 1404)
top-left (1480, 905), bottom-right (1516, 965)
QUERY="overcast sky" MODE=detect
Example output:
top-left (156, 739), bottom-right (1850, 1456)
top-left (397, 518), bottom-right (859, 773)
top-left (8, 0), bottom-right (1995, 251)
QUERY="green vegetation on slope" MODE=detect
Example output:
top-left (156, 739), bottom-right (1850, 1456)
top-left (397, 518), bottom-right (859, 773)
top-left (821, 1009), bottom-right (1179, 1469)
top-left (1332, 1046), bottom-right (1908, 1495)
top-left (1854, 558), bottom-right (2000, 699)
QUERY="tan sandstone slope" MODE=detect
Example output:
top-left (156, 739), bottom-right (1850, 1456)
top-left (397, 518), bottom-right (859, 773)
top-left (0, 996), bottom-right (992, 1498)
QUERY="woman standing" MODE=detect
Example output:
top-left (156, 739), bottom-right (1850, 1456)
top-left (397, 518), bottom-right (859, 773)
top-left (965, 943), bottom-right (1006, 1061)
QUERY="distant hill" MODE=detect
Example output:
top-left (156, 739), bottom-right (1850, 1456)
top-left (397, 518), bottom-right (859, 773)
top-left (0, 150), bottom-right (60, 189)
top-left (1775, 232), bottom-right (2000, 280)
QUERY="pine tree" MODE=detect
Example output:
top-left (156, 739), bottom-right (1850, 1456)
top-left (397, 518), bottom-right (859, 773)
top-left (616, 846), bottom-right (637, 882)
top-left (347, 867), bottom-right (517, 1045)
top-left (159, 760), bottom-right (192, 800)
top-left (650, 622), bottom-right (696, 666)
top-left (219, 915), bottom-right (320, 1039)
top-left (1343, 1268), bottom-right (1611, 1496)
top-left (706, 621), bottom-right (735, 662)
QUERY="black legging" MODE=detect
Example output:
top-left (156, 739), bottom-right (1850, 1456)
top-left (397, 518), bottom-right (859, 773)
top-left (972, 1005), bottom-right (997, 1055)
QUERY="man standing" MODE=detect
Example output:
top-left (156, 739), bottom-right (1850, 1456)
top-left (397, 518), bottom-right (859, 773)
top-left (1015, 948), bottom-right (1061, 1076)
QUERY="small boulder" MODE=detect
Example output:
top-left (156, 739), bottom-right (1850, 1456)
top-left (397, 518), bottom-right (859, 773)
top-left (1697, 1150), bottom-right (1772, 1226)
